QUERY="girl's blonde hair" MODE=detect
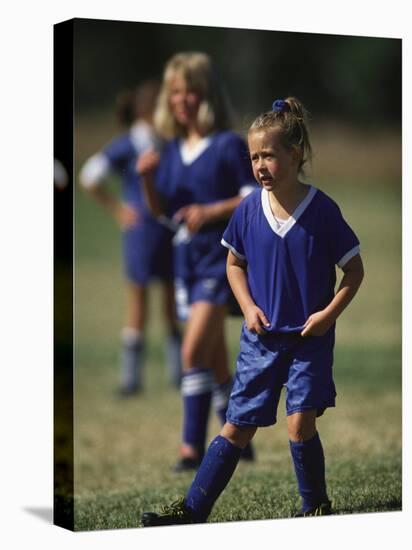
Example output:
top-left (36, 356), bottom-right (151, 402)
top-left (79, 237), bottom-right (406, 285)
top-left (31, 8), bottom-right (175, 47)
top-left (154, 52), bottom-right (232, 138)
top-left (249, 97), bottom-right (312, 175)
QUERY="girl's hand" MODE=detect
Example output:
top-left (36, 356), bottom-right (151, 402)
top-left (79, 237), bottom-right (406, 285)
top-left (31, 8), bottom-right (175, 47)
top-left (301, 310), bottom-right (334, 337)
top-left (244, 305), bottom-right (270, 335)
top-left (114, 203), bottom-right (140, 230)
top-left (136, 150), bottom-right (160, 176)
top-left (174, 204), bottom-right (211, 233)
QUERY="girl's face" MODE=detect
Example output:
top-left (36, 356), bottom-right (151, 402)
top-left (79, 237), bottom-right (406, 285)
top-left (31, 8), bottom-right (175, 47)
top-left (248, 128), bottom-right (300, 191)
top-left (168, 75), bottom-right (201, 128)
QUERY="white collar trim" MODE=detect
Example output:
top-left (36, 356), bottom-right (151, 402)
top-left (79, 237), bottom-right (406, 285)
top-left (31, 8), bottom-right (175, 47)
top-left (179, 137), bottom-right (212, 165)
top-left (261, 185), bottom-right (317, 238)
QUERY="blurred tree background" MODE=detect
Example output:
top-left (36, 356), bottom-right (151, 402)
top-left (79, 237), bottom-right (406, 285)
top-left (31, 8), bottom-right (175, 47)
top-left (74, 18), bottom-right (401, 128)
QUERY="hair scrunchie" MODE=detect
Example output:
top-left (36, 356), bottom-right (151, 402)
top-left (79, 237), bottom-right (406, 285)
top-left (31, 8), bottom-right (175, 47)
top-left (272, 99), bottom-right (290, 113)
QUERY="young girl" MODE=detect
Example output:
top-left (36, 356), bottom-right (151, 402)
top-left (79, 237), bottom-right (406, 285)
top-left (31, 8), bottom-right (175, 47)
top-left (141, 97), bottom-right (364, 525)
top-left (137, 52), bottom-right (256, 471)
top-left (79, 80), bottom-right (182, 395)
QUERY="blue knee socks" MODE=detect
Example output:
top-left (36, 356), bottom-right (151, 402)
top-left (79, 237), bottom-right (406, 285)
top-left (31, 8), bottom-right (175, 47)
top-left (289, 432), bottom-right (329, 512)
top-left (185, 435), bottom-right (242, 522)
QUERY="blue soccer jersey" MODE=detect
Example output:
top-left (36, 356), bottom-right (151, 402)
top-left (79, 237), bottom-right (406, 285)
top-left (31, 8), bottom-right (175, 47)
top-left (155, 130), bottom-right (255, 282)
top-left (102, 121), bottom-right (162, 215)
top-left (221, 186), bottom-right (360, 334)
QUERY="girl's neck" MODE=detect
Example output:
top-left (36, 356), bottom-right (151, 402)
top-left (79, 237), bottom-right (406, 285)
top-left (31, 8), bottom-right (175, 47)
top-left (268, 181), bottom-right (309, 216)
top-left (183, 126), bottom-right (204, 147)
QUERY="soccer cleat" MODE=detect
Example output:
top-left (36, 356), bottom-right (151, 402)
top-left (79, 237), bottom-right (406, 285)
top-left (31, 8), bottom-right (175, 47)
top-left (294, 500), bottom-right (332, 517)
top-left (141, 497), bottom-right (194, 527)
top-left (171, 456), bottom-right (203, 473)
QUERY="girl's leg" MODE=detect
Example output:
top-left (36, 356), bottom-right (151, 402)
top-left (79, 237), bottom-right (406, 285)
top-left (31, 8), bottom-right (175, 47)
top-left (161, 280), bottom-right (182, 388)
top-left (185, 422), bottom-right (257, 521)
top-left (178, 302), bottom-right (227, 466)
top-left (211, 332), bottom-right (255, 461)
top-left (142, 422), bottom-right (257, 525)
top-left (210, 327), bottom-right (232, 423)
top-left (287, 410), bottom-right (330, 513)
top-left (120, 282), bottom-right (147, 395)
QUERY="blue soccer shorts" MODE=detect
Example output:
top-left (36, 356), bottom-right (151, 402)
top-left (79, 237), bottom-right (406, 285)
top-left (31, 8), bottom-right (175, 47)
top-left (122, 217), bottom-right (174, 285)
top-left (226, 323), bottom-right (337, 427)
top-left (174, 276), bottom-right (232, 321)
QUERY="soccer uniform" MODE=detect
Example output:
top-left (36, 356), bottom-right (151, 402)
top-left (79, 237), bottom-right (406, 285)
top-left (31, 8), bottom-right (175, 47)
top-left (221, 185), bottom-right (360, 426)
top-left (154, 130), bottom-right (255, 318)
top-left (80, 121), bottom-right (180, 392)
top-left (80, 121), bottom-right (173, 285)
top-left (153, 130), bottom-right (256, 461)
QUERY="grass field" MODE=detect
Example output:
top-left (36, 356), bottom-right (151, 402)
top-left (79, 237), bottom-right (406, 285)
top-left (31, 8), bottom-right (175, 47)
top-left (73, 123), bottom-right (401, 531)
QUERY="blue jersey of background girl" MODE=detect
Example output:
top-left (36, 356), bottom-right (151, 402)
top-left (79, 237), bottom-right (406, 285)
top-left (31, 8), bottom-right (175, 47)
top-left (102, 131), bottom-right (174, 284)
top-left (103, 134), bottom-right (154, 216)
top-left (222, 186), bottom-right (360, 334)
top-left (155, 131), bottom-right (255, 281)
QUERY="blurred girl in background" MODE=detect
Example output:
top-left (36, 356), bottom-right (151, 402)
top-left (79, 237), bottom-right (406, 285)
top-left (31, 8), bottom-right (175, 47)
top-left (79, 80), bottom-right (182, 396)
top-left (137, 53), bottom-right (256, 471)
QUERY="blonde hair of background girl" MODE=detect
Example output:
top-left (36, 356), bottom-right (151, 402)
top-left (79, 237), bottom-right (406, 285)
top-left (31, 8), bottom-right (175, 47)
top-left (154, 51), bottom-right (233, 139)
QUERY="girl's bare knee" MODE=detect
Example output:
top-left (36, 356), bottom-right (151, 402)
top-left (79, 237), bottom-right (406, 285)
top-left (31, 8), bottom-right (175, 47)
top-left (287, 411), bottom-right (317, 442)
top-left (220, 422), bottom-right (257, 449)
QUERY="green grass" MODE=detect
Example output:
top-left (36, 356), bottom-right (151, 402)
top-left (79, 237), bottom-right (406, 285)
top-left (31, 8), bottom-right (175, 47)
top-left (72, 133), bottom-right (402, 531)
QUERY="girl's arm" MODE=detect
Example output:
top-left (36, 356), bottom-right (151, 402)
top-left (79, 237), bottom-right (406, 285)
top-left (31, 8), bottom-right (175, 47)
top-left (79, 154), bottom-right (139, 229)
top-left (136, 150), bottom-right (165, 218)
top-left (175, 196), bottom-right (243, 233)
top-left (301, 254), bottom-right (364, 337)
top-left (226, 251), bottom-right (270, 335)
top-left (87, 186), bottom-right (139, 230)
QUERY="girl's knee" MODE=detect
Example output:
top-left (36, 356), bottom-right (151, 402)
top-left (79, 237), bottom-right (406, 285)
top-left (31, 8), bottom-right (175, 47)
top-left (287, 410), bottom-right (317, 442)
top-left (181, 341), bottom-right (213, 370)
top-left (220, 422), bottom-right (257, 449)
top-left (181, 343), bottom-right (214, 375)
top-left (181, 344), bottom-right (193, 370)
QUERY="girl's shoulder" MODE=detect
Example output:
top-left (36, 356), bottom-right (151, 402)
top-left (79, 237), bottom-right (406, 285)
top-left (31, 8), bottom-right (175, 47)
top-left (234, 188), bottom-right (262, 219)
top-left (211, 131), bottom-right (250, 167)
top-left (309, 186), bottom-right (347, 228)
top-left (243, 186), bottom-right (261, 204)
top-left (158, 137), bottom-right (180, 161)
top-left (129, 122), bottom-right (159, 155)
top-left (103, 132), bottom-right (135, 161)
top-left (162, 136), bottom-right (180, 151)
top-left (312, 187), bottom-right (343, 213)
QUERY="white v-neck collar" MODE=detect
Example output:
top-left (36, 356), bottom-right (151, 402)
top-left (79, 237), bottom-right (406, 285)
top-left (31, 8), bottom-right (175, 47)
top-left (179, 136), bottom-right (212, 165)
top-left (261, 185), bottom-right (317, 238)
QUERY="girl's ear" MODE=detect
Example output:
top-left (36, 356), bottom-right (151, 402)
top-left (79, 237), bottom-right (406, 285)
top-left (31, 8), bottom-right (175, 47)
top-left (291, 145), bottom-right (303, 167)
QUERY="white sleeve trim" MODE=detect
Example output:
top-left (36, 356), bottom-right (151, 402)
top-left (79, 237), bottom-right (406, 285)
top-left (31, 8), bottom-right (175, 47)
top-left (337, 245), bottom-right (360, 268)
top-left (79, 153), bottom-right (110, 188)
top-left (239, 184), bottom-right (256, 198)
top-left (221, 238), bottom-right (246, 260)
